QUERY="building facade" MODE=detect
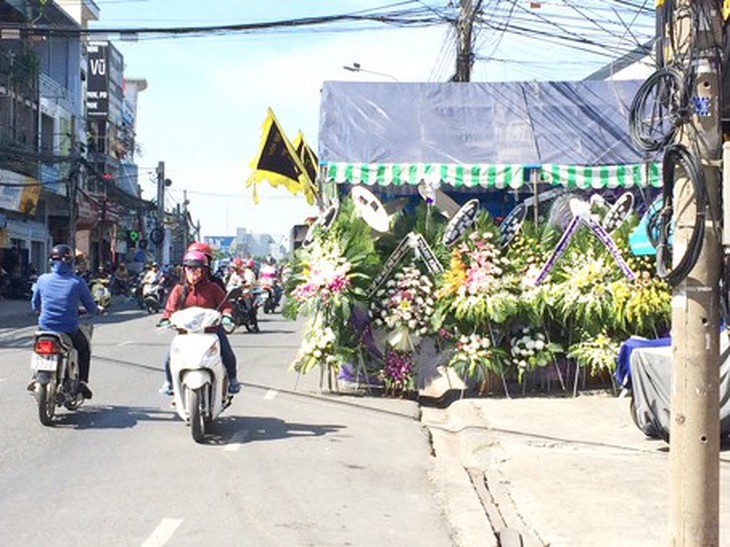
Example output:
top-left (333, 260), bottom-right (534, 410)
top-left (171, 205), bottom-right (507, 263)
top-left (0, 0), bottom-right (151, 284)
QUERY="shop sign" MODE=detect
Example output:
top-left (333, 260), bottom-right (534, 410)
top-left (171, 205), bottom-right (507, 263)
top-left (87, 44), bottom-right (109, 117)
top-left (0, 169), bottom-right (41, 214)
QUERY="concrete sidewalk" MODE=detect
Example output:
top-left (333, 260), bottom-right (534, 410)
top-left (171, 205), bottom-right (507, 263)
top-left (425, 393), bottom-right (730, 546)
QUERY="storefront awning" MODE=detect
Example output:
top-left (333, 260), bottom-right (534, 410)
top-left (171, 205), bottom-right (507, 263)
top-left (325, 161), bottom-right (661, 189)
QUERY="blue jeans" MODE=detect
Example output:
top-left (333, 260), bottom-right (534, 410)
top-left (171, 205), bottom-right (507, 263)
top-left (164, 326), bottom-right (237, 385)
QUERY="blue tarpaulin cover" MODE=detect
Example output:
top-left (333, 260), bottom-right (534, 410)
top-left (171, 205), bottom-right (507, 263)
top-left (318, 80), bottom-right (659, 189)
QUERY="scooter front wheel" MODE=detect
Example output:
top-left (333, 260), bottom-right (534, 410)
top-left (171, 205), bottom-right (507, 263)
top-left (186, 387), bottom-right (205, 443)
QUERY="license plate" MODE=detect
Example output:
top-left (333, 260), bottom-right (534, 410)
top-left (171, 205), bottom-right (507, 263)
top-left (32, 354), bottom-right (58, 371)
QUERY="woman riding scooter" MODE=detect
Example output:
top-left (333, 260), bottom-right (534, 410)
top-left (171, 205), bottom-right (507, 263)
top-left (157, 250), bottom-right (241, 395)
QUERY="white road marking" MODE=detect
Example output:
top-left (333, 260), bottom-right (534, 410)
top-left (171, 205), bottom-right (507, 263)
top-left (263, 389), bottom-right (278, 400)
top-left (141, 518), bottom-right (182, 547)
top-left (223, 429), bottom-right (250, 451)
top-left (115, 340), bottom-right (136, 347)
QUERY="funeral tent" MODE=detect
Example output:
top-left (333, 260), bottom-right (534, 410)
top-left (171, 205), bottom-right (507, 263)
top-left (318, 80), bottom-right (659, 194)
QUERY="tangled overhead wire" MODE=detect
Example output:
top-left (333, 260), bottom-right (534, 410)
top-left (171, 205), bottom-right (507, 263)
top-left (628, 66), bottom-right (689, 152)
top-left (627, 1), bottom-right (724, 286)
top-left (655, 144), bottom-right (707, 286)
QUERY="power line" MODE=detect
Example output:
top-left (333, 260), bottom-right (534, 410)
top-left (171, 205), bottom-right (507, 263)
top-left (2, 6), bottom-right (448, 40)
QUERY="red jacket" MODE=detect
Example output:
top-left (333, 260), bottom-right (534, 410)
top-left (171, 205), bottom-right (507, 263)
top-left (162, 279), bottom-right (232, 319)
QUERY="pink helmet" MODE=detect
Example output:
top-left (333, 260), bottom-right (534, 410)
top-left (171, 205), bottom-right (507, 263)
top-left (182, 250), bottom-right (207, 268)
top-left (187, 241), bottom-right (213, 265)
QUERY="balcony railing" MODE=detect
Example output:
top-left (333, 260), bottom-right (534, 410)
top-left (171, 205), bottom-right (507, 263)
top-left (39, 73), bottom-right (77, 111)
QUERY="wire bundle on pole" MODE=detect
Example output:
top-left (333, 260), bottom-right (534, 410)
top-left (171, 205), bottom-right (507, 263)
top-left (626, 1), bottom-right (723, 285)
top-left (655, 143), bottom-right (707, 285)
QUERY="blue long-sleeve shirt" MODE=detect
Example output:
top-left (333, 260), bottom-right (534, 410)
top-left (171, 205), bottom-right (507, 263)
top-left (32, 261), bottom-right (97, 333)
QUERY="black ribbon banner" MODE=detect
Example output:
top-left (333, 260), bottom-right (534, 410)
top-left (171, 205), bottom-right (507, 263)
top-left (367, 235), bottom-right (413, 297)
top-left (414, 234), bottom-right (444, 275)
top-left (367, 233), bottom-right (444, 296)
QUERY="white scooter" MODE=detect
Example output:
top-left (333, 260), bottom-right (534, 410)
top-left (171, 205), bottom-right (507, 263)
top-left (142, 281), bottom-right (164, 314)
top-left (165, 307), bottom-right (233, 442)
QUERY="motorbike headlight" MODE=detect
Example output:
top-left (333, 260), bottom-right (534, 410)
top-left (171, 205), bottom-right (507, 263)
top-left (200, 343), bottom-right (219, 367)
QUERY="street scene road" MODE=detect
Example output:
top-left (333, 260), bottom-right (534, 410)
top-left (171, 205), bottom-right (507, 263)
top-left (6, 297), bottom-right (730, 547)
top-left (0, 299), bottom-right (478, 547)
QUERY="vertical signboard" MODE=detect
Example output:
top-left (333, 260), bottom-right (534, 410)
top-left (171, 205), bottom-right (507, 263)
top-left (107, 44), bottom-right (124, 126)
top-left (86, 43), bottom-right (108, 117)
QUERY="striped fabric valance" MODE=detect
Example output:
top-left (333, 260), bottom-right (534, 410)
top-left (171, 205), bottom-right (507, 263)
top-left (325, 162), bottom-right (662, 189)
top-left (541, 163), bottom-right (662, 189)
top-left (326, 162), bottom-right (525, 189)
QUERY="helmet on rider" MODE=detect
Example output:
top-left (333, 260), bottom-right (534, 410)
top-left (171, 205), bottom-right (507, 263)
top-left (245, 259), bottom-right (255, 269)
top-left (182, 250), bottom-right (207, 286)
top-left (187, 242), bottom-right (213, 266)
top-left (231, 257), bottom-right (244, 270)
top-left (49, 244), bottom-right (74, 263)
top-left (182, 250), bottom-right (207, 268)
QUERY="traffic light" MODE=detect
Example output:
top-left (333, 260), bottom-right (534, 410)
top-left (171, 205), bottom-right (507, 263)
top-left (128, 230), bottom-right (140, 242)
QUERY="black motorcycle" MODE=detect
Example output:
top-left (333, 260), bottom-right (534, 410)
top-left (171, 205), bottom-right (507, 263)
top-left (222, 287), bottom-right (260, 333)
top-left (261, 280), bottom-right (283, 314)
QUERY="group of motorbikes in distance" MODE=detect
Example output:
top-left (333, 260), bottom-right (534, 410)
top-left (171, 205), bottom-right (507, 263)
top-left (28, 257), bottom-right (285, 441)
top-left (79, 262), bottom-right (284, 324)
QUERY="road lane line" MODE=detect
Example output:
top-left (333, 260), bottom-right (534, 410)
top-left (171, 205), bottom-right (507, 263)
top-left (141, 518), bottom-right (182, 547)
top-left (263, 389), bottom-right (278, 400)
top-left (224, 429), bottom-right (250, 451)
top-left (115, 340), bottom-right (135, 347)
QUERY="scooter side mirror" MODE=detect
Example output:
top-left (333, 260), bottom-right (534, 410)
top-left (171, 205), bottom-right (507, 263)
top-left (226, 287), bottom-right (242, 302)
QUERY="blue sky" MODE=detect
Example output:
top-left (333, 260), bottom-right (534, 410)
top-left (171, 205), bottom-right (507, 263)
top-left (91, 1), bottom-right (654, 244)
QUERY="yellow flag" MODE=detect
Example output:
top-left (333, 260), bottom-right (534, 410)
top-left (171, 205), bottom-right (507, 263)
top-left (246, 108), bottom-right (310, 203)
top-left (293, 131), bottom-right (319, 206)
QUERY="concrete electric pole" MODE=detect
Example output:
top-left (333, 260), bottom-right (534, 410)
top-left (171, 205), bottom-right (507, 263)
top-left (183, 189), bottom-right (189, 250)
top-left (454, 0), bottom-right (477, 82)
top-left (155, 161), bottom-right (165, 264)
top-left (667, 1), bottom-right (723, 544)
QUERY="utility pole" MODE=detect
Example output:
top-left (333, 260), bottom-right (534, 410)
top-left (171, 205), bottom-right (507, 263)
top-left (183, 189), bottom-right (189, 249)
top-left (68, 154), bottom-right (78, 256)
top-left (668, 1), bottom-right (723, 544)
top-left (454, 0), bottom-right (477, 82)
top-left (155, 161), bottom-right (165, 264)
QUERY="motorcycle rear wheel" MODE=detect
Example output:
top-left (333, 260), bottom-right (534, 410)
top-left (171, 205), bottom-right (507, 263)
top-left (37, 383), bottom-right (56, 426)
top-left (187, 387), bottom-right (205, 443)
top-left (244, 320), bottom-right (260, 333)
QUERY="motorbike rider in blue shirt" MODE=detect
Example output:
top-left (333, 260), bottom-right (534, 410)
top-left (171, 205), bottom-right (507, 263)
top-left (31, 244), bottom-right (100, 399)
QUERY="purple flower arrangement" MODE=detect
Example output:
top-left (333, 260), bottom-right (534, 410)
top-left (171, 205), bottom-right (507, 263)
top-left (384, 349), bottom-right (414, 393)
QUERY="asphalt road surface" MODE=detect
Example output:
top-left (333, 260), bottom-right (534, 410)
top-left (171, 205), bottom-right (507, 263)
top-left (0, 300), bottom-right (458, 546)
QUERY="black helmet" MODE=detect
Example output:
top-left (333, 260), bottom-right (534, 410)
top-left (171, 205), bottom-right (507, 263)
top-left (49, 244), bottom-right (73, 263)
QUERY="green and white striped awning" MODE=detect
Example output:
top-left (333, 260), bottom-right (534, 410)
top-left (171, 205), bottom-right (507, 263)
top-left (325, 162), bottom-right (662, 189)
top-left (541, 163), bottom-right (662, 189)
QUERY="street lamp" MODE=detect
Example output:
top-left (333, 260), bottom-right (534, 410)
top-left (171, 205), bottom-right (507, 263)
top-left (342, 62), bottom-right (399, 82)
